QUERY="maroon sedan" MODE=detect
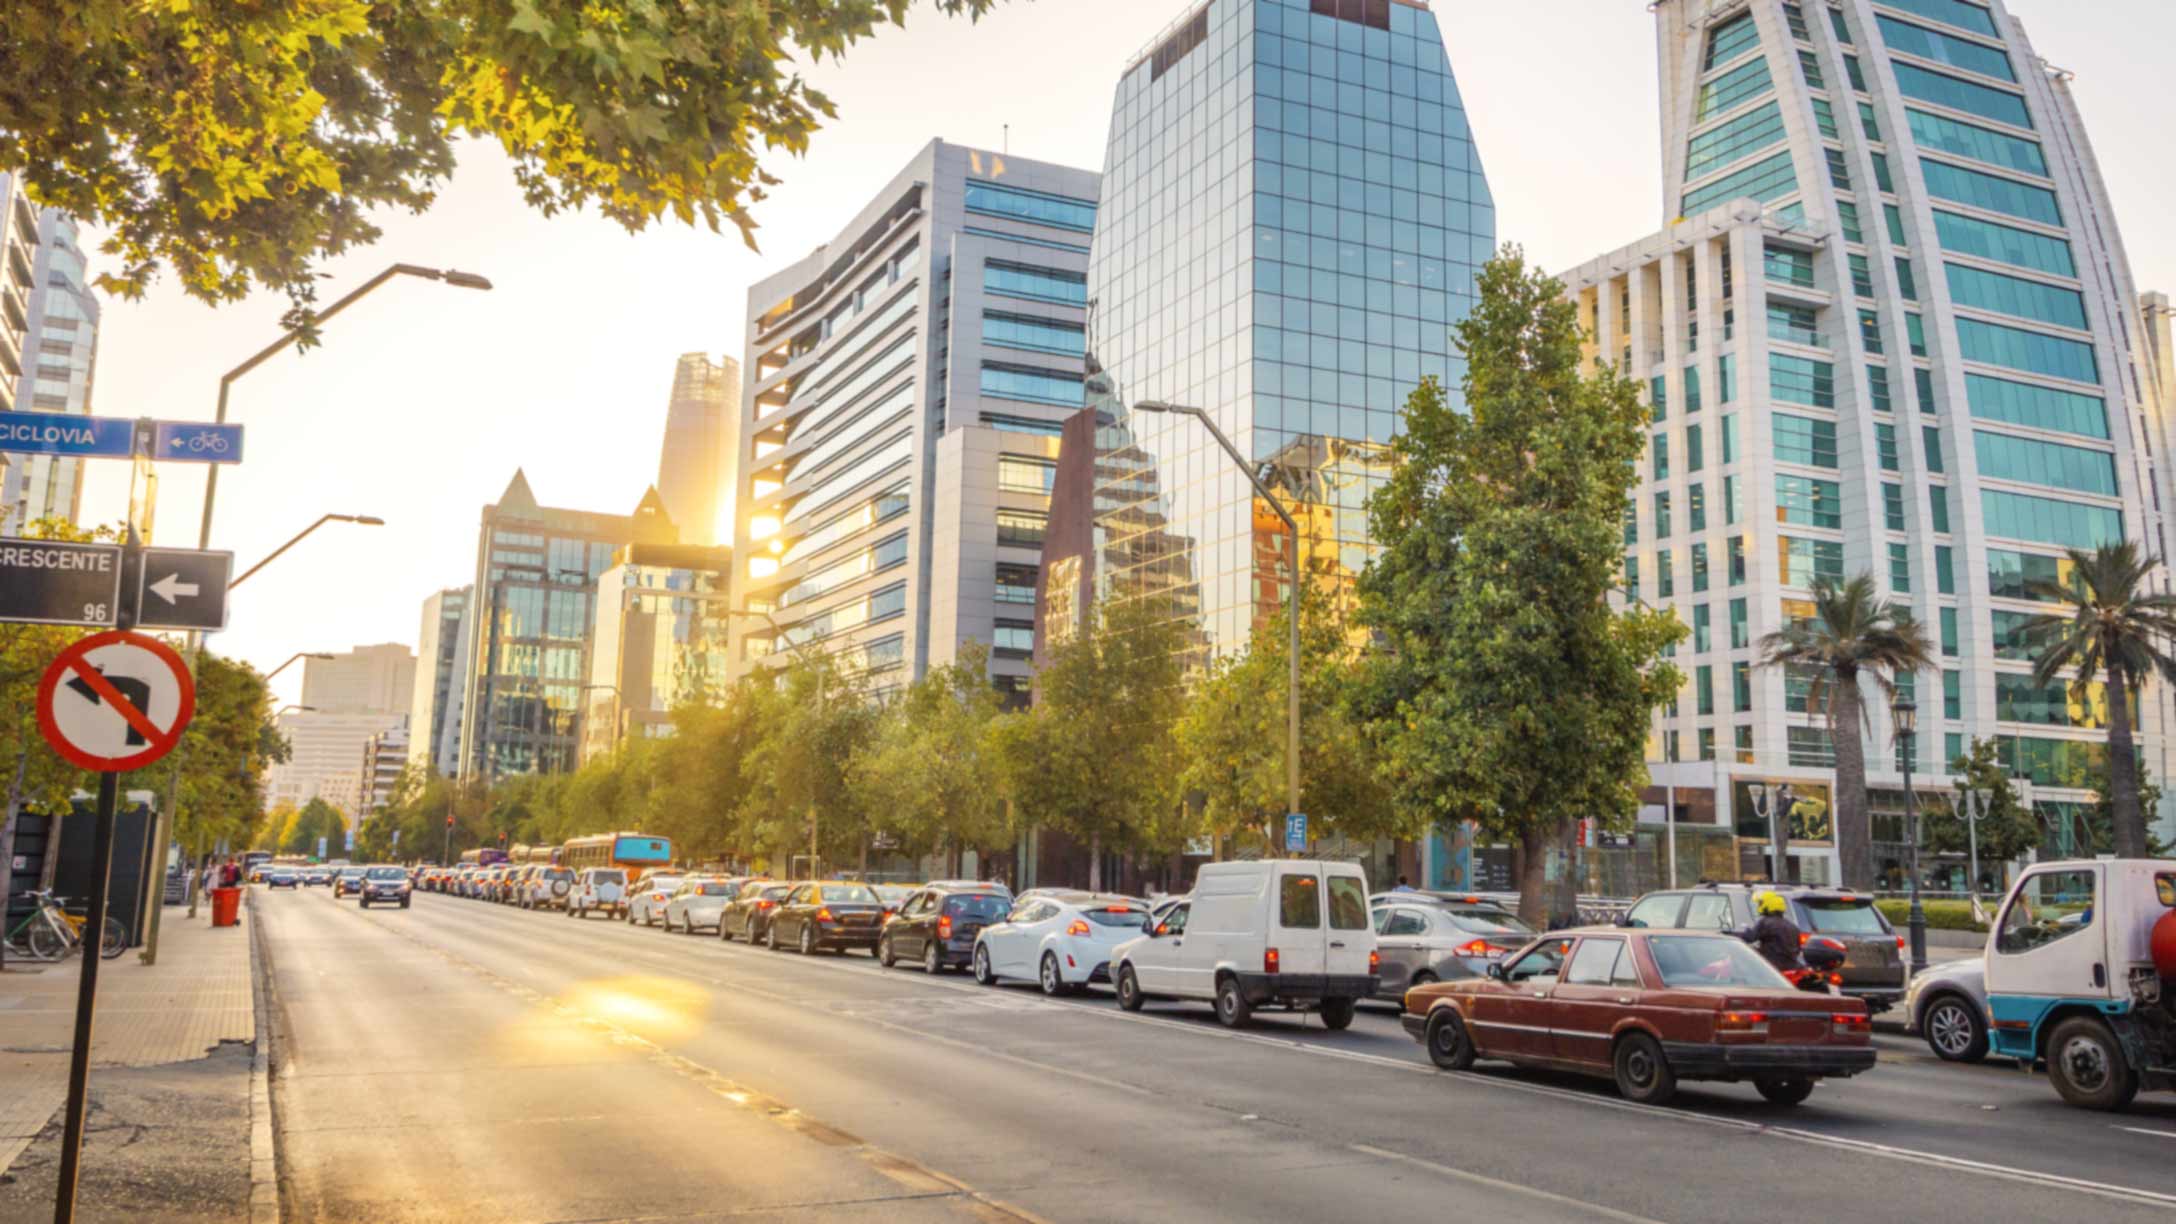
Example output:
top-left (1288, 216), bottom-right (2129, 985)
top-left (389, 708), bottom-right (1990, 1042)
top-left (1401, 927), bottom-right (1875, 1105)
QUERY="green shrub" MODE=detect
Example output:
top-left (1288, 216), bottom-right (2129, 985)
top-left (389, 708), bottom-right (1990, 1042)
top-left (1874, 898), bottom-right (1988, 933)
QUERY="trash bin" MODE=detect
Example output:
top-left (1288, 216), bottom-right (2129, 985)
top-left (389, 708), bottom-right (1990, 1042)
top-left (210, 886), bottom-right (242, 928)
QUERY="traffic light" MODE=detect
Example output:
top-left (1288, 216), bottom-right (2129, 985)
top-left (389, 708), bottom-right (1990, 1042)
top-left (445, 815), bottom-right (454, 828)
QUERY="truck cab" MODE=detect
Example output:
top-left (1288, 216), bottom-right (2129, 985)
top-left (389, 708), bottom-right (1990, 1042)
top-left (1983, 859), bottom-right (2176, 1110)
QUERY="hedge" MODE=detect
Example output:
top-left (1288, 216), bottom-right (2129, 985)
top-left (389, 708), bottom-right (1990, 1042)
top-left (1874, 898), bottom-right (1989, 933)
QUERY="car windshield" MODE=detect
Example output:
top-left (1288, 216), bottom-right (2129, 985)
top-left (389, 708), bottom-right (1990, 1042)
top-left (1082, 906), bottom-right (1149, 928)
top-left (698, 883), bottom-right (736, 896)
top-left (819, 884), bottom-right (879, 904)
top-left (1800, 898), bottom-right (1887, 935)
top-left (1647, 936), bottom-right (1792, 989)
top-left (341, 869), bottom-right (365, 877)
top-left (760, 886), bottom-right (791, 900)
top-left (543, 869), bottom-right (573, 881)
top-left (944, 895), bottom-right (1011, 921)
top-left (589, 870), bottom-right (625, 884)
top-left (1442, 906), bottom-right (1535, 936)
top-left (366, 868), bottom-right (404, 880)
top-left (645, 877), bottom-right (683, 892)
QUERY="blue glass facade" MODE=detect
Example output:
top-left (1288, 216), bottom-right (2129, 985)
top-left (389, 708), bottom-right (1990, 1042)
top-left (1075, 0), bottom-right (1491, 652)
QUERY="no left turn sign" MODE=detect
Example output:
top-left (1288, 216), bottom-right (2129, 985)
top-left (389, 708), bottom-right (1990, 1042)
top-left (36, 631), bottom-right (196, 772)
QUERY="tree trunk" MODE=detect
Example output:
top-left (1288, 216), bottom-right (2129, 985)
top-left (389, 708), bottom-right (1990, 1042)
top-left (2105, 667), bottom-right (2146, 858)
top-left (1514, 817), bottom-right (1579, 930)
top-left (1088, 829), bottom-right (1102, 892)
top-left (1831, 670), bottom-right (1874, 890)
top-left (0, 748), bottom-right (26, 972)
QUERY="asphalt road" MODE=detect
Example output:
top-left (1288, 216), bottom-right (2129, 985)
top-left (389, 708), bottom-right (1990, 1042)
top-left (255, 887), bottom-right (2176, 1223)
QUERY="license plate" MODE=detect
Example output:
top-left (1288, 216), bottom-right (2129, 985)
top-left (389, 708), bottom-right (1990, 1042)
top-left (1769, 1017), bottom-right (1827, 1042)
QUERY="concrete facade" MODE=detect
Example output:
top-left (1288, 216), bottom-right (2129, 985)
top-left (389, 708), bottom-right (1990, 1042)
top-left (301, 643), bottom-right (416, 718)
top-left (3, 209), bottom-right (100, 534)
top-left (408, 587), bottom-right (472, 777)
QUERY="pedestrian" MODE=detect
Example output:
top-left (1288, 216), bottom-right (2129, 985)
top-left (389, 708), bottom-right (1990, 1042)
top-left (1392, 875), bottom-right (1416, 893)
top-left (220, 858), bottom-right (240, 888)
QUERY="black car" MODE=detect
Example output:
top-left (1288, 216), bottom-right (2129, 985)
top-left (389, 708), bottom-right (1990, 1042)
top-left (267, 869), bottom-right (301, 890)
top-left (357, 866), bottom-right (412, 910)
top-left (768, 882), bottom-right (886, 955)
top-left (1619, 882), bottom-right (1906, 1013)
top-left (878, 885), bottom-right (1012, 973)
top-left (718, 882), bottom-right (791, 944)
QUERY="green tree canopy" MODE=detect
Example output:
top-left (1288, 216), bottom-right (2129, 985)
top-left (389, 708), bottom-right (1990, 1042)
top-left (850, 643), bottom-right (1013, 873)
top-left (1928, 737), bottom-right (2040, 876)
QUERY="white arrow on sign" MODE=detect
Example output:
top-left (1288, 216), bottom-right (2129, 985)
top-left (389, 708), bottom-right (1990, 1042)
top-left (149, 573), bottom-right (200, 604)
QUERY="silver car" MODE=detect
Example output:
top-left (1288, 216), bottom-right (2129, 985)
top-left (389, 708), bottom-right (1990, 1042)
top-left (1370, 900), bottom-right (1539, 1000)
top-left (663, 877), bottom-right (743, 934)
top-left (1904, 955), bottom-right (1992, 1063)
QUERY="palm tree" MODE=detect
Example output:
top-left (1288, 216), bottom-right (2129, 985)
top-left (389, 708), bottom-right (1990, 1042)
top-left (2021, 542), bottom-right (2176, 859)
top-left (1759, 573), bottom-right (1936, 889)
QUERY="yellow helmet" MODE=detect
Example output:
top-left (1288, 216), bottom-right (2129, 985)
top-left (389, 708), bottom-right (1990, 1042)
top-left (1754, 890), bottom-right (1787, 916)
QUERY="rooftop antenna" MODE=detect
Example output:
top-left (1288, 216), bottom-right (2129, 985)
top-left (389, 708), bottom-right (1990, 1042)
top-left (1003, 124), bottom-right (1010, 155)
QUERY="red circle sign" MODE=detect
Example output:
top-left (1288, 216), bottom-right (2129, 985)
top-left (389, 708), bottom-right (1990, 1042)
top-left (35, 631), bottom-right (196, 773)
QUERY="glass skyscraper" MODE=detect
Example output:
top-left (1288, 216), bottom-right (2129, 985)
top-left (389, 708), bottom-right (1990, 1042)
top-left (1056, 0), bottom-right (1493, 654)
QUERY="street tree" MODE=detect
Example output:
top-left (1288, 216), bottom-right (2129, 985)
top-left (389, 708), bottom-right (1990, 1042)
top-left (284, 798), bottom-right (348, 857)
top-left (2019, 541), bottom-right (2176, 859)
top-left (1927, 737), bottom-right (2040, 884)
top-left (172, 653), bottom-right (285, 872)
top-left (850, 643), bottom-right (1013, 875)
top-left (741, 652), bottom-right (879, 873)
top-left (2078, 757), bottom-right (2172, 858)
top-left (1758, 574), bottom-right (1935, 890)
top-left (0, 0), bottom-right (1007, 321)
top-left (1352, 249), bottom-right (1683, 928)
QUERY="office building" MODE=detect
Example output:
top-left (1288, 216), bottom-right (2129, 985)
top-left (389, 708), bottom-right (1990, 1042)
top-left (582, 543), bottom-right (732, 762)
top-left (728, 139), bottom-right (1099, 700)
top-left (265, 710), bottom-right (405, 824)
top-left (3, 209), bottom-right (100, 534)
top-left (656, 353), bottom-right (740, 547)
top-left (302, 643), bottom-right (416, 717)
top-left (1573, 0), bottom-right (2176, 880)
top-left (1047, 0), bottom-right (1495, 663)
top-left (359, 723), bottom-right (411, 817)
top-left (456, 469), bottom-right (679, 781)
top-left (408, 587), bottom-right (472, 777)
top-left (0, 178), bottom-right (41, 515)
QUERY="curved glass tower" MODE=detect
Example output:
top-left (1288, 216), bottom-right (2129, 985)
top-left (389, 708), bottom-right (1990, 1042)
top-left (1060, 0), bottom-right (1492, 656)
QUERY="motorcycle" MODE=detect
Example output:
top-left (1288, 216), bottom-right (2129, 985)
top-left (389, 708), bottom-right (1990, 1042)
top-left (1783, 935), bottom-right (1848, 995)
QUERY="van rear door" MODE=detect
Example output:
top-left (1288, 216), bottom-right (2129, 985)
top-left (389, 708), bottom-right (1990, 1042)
top-left (1273, 865), bottom-right (1328, 981)
top-left (1323, 866), bottom-right (1376, 989)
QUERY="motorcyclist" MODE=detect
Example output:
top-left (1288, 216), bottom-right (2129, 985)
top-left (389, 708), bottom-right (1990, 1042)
top-left (1745, 889), bottom-right (1804, 973)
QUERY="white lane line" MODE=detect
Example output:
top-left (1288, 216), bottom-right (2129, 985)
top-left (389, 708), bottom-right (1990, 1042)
top-left (2117, 1126), bottom-right (2176, 1140)
top-left (1348, 1144), bottom-right (1670, 1224)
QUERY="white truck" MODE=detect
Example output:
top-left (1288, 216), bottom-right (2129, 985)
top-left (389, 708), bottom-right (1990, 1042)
top-left (1983, 858), bottom-right (2176, 1109)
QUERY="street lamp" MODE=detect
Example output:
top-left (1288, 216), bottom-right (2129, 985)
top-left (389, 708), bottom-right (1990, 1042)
top-left (1132, 400), bottom-right (1303, 842)
top-left (1893, 695), bottom-right (1927, 975)
top-left (728, 608), bottom-right (824, 878)
top-left (229, 515), bottom-right (386, 589)
top-left (265, 652), bottom-right (334, 682)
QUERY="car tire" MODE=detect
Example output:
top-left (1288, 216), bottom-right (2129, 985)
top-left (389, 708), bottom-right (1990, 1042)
top-left (1318, 997), bottom-right (1356, 1031)
top-left (1612, 1032), bottom-right (1677, 1105)
top-left (1040, 952), bottom-right (1071, 997)
top-left (973, 944), bottom-right (997, 987)
top-left (878, 936), bottom-right (896, 968)
top-left (767, 924), bottom-right (780, 951)
top-left (2048, 1016), bottom-right (2139, 1111)
top-left (400, 899), bottom-right (410, 909)
top-left (1215, 976), bottom-right (1253, 1029)
top-left (1755, 1077), bottom-right (1815, 1106)
top-left (1923, 994), bottom-right (1990, 1064)
top-left (1410, 971), bottom-right (1438, 988)
top-left (1116, 965), bottom-right (1145, 1011)
top-left (1425, 1009), bottom-right (1476, 1070)
top-left (359, 898), bottom-right (369, 909)
top-left (720, 920), bottom-right (735, 943)
top-left (924, 941), bottom-right (943, 976)
top-left (798, 925), bottom-right (815, 957)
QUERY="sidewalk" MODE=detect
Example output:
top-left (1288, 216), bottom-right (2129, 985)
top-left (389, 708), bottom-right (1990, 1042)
top-left (0, 895), bottom-right (259, 1222)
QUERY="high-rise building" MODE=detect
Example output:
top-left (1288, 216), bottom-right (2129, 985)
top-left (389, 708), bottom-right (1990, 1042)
top-left (728, 140), bottom-right (1100, 699)
top-left (264, 710), bottom-right (405, 825)
top-left (0, 178), bottom-right (43, 505)
top-left (359, 723), bottom-right (411, 817)
top-left (456, 469), bottom-right (679, 781)
top-left (3, 209), bottom-right (100, 534)
top-left (656, 353), bottom-right (740, 546)
top-left (1570, 0), bottom-right (2176, 879)
top-left (408, 588), bottom-right (472, 777)
top-left (1049, 0), bottom-right (1495, 661)
top-left (582, 543), bottom-right (732, 762)
top-left (302, 643), bottom-right (416, 717)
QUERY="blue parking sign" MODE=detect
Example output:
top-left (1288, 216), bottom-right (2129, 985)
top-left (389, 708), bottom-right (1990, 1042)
top-left (1284, 812), bottom-right (1307, 853)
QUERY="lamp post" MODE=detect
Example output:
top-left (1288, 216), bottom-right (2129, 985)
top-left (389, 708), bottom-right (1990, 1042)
top-left (1132, 401), bottom-right (1302, 842)
top-left (1894, 696), bottom-right (1927, 975)
top-left (229, 515), bottom-right (386, 589)
top-left (266, 652), bottom-right (335, 683)
top-left (728, 608), bottom-right (823, 878)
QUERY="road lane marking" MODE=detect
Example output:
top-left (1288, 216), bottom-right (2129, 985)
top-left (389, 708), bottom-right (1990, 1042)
top-left (2117, 1126), bottom-right (2176, 1140)
top-left (1348, 1143), bottom-right (1670, 1224)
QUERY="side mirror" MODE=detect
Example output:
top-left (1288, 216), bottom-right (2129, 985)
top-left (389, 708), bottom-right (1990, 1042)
top-left (1486, 962), bottom-right (1506, 981)
top-left (1153, 924), bottom-right (1170, 938)
top-left (1614, 912), bottom-right (1636, 928)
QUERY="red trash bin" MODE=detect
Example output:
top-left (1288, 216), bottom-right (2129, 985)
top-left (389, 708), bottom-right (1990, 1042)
top-left (210, 886), bottom-right (241, 928)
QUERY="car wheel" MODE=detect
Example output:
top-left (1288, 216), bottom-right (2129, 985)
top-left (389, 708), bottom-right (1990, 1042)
top-left (973, 944), bottom-right (996, 986)
top-left (1425, 1009), bottom-right (1476, 1070)
top-left (1318, 998), bottom-right (1356, 1031)
top-left (1040, 952), bottom-right (1071, 997)
top-left (720, 920), bottom-right (735, 943)
top-left (2048, 1016), bottom-right (2139, 1111)
top-left (924, 941), bottom-right (943, 976)
top-left (1755, 1077), bottom-right (1815, 1106)
top-left (1923, 994), bottom-right (1990, 1064)
top-left (1215, 976), bottom-right (1253, 1029)
top-left (766, 924), bottom-right (780, 951)
top-left (1410, 971), bottom-right (1438, 988)
top-left (878, 936), bottom-right (896, 968)
top-left (1612, 1032), bottom-right (1677, 1105)
top-left (1116, 965), bottom-right (1145, 1011)
top-left (358, 898), bottom-right (369, 909)
top-left (798, 925), bottom-right (815, 957)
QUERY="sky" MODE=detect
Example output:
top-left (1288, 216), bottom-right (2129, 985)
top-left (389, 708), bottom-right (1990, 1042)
top-left (64, 0), bottom-right (2176, 709)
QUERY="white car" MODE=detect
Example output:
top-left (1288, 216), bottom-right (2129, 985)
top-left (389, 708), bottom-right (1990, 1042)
top-left (519, 865), bottom-right (577, 911)
top-left (663, 877), bottom-right (743, 934)
top-left (626, 872), bottom-right (685, 927)
top-left (1111, 860), bottom-right (1378, 1030)
top-left (971, 893), bottom-right (1151, 995)
top-left (568, 868), bottom-right (628, 919)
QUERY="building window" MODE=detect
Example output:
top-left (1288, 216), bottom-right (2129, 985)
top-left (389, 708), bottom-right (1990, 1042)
top-left (1687, 424), bottom-right (1705, 472)
top-left (983, 311), bottom-right (1087, 356)
top-left (1764, 247), bottom-right (1816, 288)
top-left (1736, 724), bottom-right (1756, 764)
top-left (992, 619), bottom-right (1036, 659)
top-left (1734, 662), bottom-right (1753, 713)
top-left (1689, 484), bottom-right (1708, 531)
top-left (1889, 543), bottom-right (1912, 593)
top-left (1945, 669), bottom-right (1963, 721)
top-left (1697, 665), bottom-right (1716, 716)
top-left (1693, 603), bottom-right (1713, 652)
top-left (1923, 426), bottom-right (1945, 474)
top-left (996, 510), bottom-right (1048, 549)
top-left (1778, 536), bottom-right (1845, 587)
top-left (1884, 482), bottom-right (1907, 531)
top-left (1940, 607), bottom-right (1961, 657)
top-left (1770, 355), bottom-right (1836, 408)
top-left (996, 453), bottom-right (1058, 494)
top-left (1655, 491), bottom-right (1673, 539)
top-left (984, 261), bottom-right (1087, 306)
top-left (1723, 475), bottom-right (1741, 525)
top-left (995, 563), bottom-right (1039, 605)
top-left (1728, 536), bottom-right (1747, 585)
top-left (962, 181), bottom-right (1097, 233)
top-left (1936, 545), bottom-right (1956, 595)
top-left (1980, 489), bottom-right (2123, 549)
top-left (1931, 486), bottom-right (1953, 534)
top-left (1789, 726), bottom-right (1837, 768)
top-left (1774, 413), bottom-right (1840, 467)
top-left (1692, 542), bottom-right (1711, 593)
top-left (1775, 474), bottom-right (1843, 529)
top-left (1729, 597), bottom-right (1749, 649)
top-left (1653, 432), bottom-right (1671, 480)
top-left (981, 363), bottom-right (1085, 408)
top-left (1868, 365), bottom-right (1893, 414)
top-left (1657, 549), bottom-right (1676, 598)
top-left (1877, 423), bottom-right (1900, 471)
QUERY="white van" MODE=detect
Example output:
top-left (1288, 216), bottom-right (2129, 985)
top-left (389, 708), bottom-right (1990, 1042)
top-left (1111, 860), bottom-right (1378, 1029)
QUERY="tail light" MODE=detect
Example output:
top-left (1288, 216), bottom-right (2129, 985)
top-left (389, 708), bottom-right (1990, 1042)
top-left (937, 915), bottom-right (953, 939)
top-left (1798, 932), bottom-right (1811, 946)
top-left (1066, 920), bottom-right (1092, 936)
top-left (1827, 972), bottom-right (1843, 986)
top-left (1264, 947), bottom-right (1280, 974)
top-left (1832, 1012), bottom-right (1870, 1036)
top-left (1718, 1011), bottom-right (1769, 1033)
top-left (757, 900), bottom-right (776, 910)
top-left (1368, 949), bottom-right (1381, 974)
top-left (816, 907), bottom-right (834, 923)
top-left (1456, 939), bottom-right (1493, 957)
top-left (1895, 935), bottom-right (1907, 953)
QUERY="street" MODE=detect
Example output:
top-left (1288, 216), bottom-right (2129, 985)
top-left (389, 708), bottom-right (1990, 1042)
top-left (256, 888), bottom-right (2176, 1223)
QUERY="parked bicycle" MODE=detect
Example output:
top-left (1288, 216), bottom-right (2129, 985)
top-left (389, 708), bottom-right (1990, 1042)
top-left (3, 890), bottom-right (127, 961)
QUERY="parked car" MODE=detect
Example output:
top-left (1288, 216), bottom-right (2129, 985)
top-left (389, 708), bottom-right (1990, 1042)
top-left (878, 885), bottom-right (1013, 974)
top-left (358, 865), bottom-right (411, 909)
top-left (517, 865), bottom-right (576, 911)
top-left (626, 872), bottom-right (686, 927)
top-left (333, 867), bottom-right (368, 899)
top-left (871, 883), bottom-right (914, 921)
top-left (1404, 928), bottom-right (1876, 1105)
top-left (1370, 898), bottom-right (1537, 1000)
top-left (926, 879), bottom-right (1012, 899)
top-left (1111, 860), bottom-right (1378, 1029)
top-left (1904, 956), bottom-right (1990, 1063)
top-left (302, 867), bottom-right (332, 888)
top-left (664, 877), bottom-right (743, 934)
top-left (1620, 883), bottom-right (1908, 1014)
top-left (719, 882), bottom-right (792, 943)
top-left (970, 893), bottom-right (1150, 994)
top-left (568, 868), bottom-right (629, 919)
top-left (267, 869), bottom-right (300, 890)
top-left (768, 882), bottom-right (887, 955)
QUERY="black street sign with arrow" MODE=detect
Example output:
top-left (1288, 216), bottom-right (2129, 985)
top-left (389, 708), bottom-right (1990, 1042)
top-left (134, 548), bottom-right (233, 632)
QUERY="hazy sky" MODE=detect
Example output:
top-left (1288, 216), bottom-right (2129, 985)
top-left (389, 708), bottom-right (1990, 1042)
top-left (65, 0), bottom-right (2175, 708)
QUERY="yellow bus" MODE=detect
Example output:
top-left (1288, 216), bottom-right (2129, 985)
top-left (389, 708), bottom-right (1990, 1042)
top-left (561, 833), bottom-right (674, 876)
top-left (509, 843), bottom-right (560, 865)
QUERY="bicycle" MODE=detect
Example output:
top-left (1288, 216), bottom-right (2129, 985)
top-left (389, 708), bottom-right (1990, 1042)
top-left (3, 890), bottom-right (127, 961)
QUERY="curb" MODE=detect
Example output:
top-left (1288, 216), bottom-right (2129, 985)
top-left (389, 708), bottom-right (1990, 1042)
top-left (244, 891), bottom-right (279, 1224)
